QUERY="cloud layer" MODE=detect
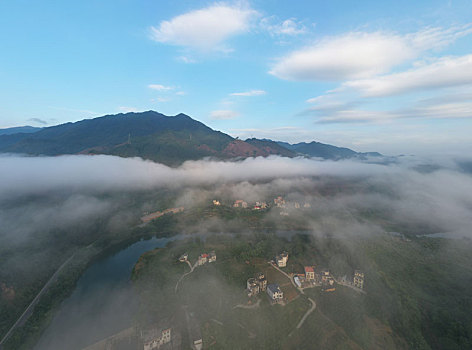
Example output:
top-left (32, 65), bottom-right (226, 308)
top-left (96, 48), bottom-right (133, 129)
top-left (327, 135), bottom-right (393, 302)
top-left (2, 154), bottom-right (471, 240)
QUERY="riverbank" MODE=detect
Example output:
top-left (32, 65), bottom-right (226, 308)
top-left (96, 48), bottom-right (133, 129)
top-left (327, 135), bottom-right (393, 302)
top-left (1, 224), bottom-right (180, 350)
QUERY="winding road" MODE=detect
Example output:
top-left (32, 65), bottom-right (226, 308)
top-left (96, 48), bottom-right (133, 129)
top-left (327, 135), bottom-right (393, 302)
top-left (270, 262), bottom-right (317, 333)
top-left (175, 260), bottom-right (197, 293)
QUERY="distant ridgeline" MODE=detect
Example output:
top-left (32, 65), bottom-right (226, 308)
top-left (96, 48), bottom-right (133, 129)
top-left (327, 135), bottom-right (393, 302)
top-left (0, 111), bottom-right (380, 165)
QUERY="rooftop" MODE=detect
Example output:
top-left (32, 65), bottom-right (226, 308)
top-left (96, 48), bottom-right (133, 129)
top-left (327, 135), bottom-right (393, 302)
top-left (267, 283), bottom-right (281, 293)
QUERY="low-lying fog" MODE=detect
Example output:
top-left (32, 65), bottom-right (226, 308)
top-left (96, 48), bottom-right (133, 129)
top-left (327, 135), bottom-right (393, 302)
top-left (1, 153), bottom-right (472, 349)
top-left (1, 154), bottom-right (471, 242)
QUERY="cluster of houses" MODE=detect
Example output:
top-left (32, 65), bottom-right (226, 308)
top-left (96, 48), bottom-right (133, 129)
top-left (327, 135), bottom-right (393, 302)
top-left (272, 250), bottom-right (365, 293)
top-left (297, 266), bottom-right (365, 292)
top-left (246, 272), bottom-right (284, 304)
top-left (178, 251), bottom-right (217, 266)
top-left (274, 196), bottom-right (286, 207)
top-left (274, 196), bottom-right (311, 210)
top-left (198, 251), bottom-right (216, 265)
top-left (211, 196), bottom-right (311, 212)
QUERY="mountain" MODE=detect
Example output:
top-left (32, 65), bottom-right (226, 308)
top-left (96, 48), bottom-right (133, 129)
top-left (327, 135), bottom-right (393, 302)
top-left (0, 111), bottom-right (380, 164)
top-left (0, 126), bottom-right (42, 135)
top-left (276, 140), bottom-right (381, 160)
top-left (0, 111), bottom-right (236, 165)
top-left (244, 138), bottom-right (296, 157)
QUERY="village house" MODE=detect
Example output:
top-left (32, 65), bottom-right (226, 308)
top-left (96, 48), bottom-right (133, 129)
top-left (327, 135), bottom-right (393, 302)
top-left (233, 200), bottom-right (248, 208)
top-left (274, 196), bottom-right (286, 208)
top-left (275, 251), bottom-right (289, 267)
top-left (254, 201), bottom-right (268, 210)
top-left (212, 200), bottom-right (221, 206)
top-left (256, 272), bottom-right (267, 291)
top-left (197, 251), bottom-right (216, 265)
top-left (179, 253), bottom-right (188, 262)
top-left (294, 274), bottom-right (305, 288)
top-left (304, 266), bottom-right (315, 281)
top-left (267, 283), bottom-right (284, 303)
top-left (247, 278), bottom-right (260, 297)
top-left (141, 326), bottom-right (171, 350)
top-left (197, 253), bottom-right (208, 265)
top-left (320, 269), bottom-right (330, 283)
top-left (320, 269), bottom-right (335, 292)
top-left (246, 272), bottom-right (267, 297)
top-left (208, 251), bottom-right (217, 263)
top-left (353, 270), bottom-right (365, 289)
top-left (303, 202), bottom-right (311, 208)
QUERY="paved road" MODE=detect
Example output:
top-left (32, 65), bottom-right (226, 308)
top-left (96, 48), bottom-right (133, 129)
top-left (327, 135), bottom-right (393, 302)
top-left (175, 260), bottom-right (197, 293)
top-left (269, 263), bottom-right (318, 334)
top-left (296, 297), bottom-right (316, 329)
top-left (0, 254), bottom-right (75, 349)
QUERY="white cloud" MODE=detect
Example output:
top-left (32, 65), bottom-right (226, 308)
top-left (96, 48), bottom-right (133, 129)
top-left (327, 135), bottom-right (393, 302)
top-left (316, 109), bottom-right (394, 124)
top-left (176, 91), bottom-right (186, 96)
top-left (151, 97), bottom-right (170, 103)
top-left (230, 126), bottom-right (311, 142)
top-left (407, 24), bottom-right (472, 52)
top-left (148, 84), bottom-right (173, 91)
top-left (314, 101), bottom-right (472, 124)
top-left (260, 17), bottom-right (307, 36)
top-left (305, 94), bottom-right (354, 111)
top-left (210, 110), bottom-right (239, 120)
top-left (118, 106), bottom-right (139, 113)
top-left (176, 56), bottom-right (196, 64)
top-left (343, 54), bottom-right (472, 97)
top-left (270, 32), bottom-right (414, 81)
top-left (230, 90), bottom-right (266, 96)
top-left (412, 102), bottom-right (472, 119)
top-left (150, 3), bottom-right (258, 51)
top-left (269, 25), bottom-right (472, 81)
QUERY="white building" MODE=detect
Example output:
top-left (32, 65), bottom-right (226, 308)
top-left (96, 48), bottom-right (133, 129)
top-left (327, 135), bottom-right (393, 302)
top-left (267, 284), bottom-right (283, 302)
top-left (198, 254), bottom-right (208, 265)
top-left (247, 278), bottom-right (260, 297)
top-left (208, 251), bottom-right (217, 263)
top-left (233, 200), bottom-right (248, 208)
top-left (353, 270), bottom-right (364, 289)
top-left (275, 251), bottom-right (289, 267)
top-left (142, 327), bottom-right (171, 350)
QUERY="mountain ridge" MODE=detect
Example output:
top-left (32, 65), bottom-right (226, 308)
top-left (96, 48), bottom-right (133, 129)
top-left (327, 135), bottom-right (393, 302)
top-left (0, 111), bottom-right (380, 165)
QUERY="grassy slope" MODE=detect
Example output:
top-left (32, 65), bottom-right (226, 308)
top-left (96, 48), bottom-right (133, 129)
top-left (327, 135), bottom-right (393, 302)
top-left (132, 234), bottom-right (410, 349)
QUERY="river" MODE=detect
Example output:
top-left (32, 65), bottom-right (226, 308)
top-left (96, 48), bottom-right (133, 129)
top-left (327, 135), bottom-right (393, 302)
top-left (34, 236), bottom-right (177, 350)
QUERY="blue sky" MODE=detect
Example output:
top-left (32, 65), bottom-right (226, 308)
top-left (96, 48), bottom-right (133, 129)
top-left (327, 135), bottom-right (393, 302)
top-left (1, 0), bottom-right (471, 154)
